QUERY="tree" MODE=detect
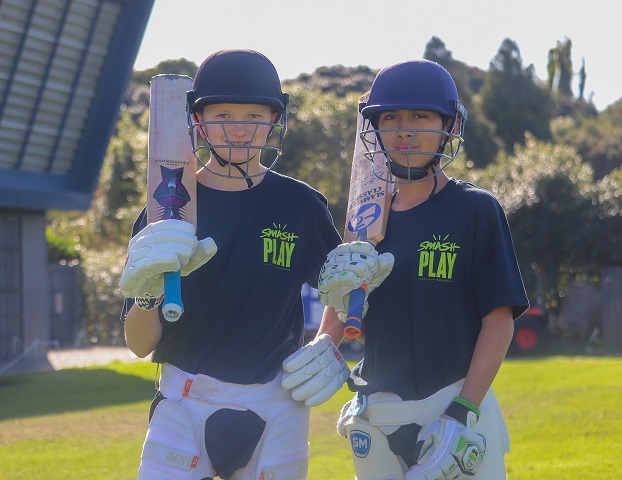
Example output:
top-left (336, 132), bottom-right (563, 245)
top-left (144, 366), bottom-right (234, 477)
top-left (131, 58), bottom-right (197, 88)
top-left (578, 57), bottom-right (587, 102)
top-left (45, 52), bottom-right (621, 344)
top-left (594, 166), bottom-right (622, 266)
top-left (424, 37), bottom-right (500, 167)
top-left (478, 135), bottom-right (598, 306)
top-left (276, 84), bottom-right (359, 230)
top-left (424, 36), bottom-right (454, 65)
top-left (551, 100), bottom-right (622, 179)
top-left (480, 38), bottom-right (553, 153)
top-left (286, 65), bottom-right (376, 97)
top-left (546, 38), bottom-right (590, 116)
top-left (555, 38), bottom-right (574, 98)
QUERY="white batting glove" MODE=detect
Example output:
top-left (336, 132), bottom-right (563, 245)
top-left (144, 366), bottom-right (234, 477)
top-left (318, 242), bottom-right (394, 321)
top-left (180, 234), bottom-right (218, 277)
top-left (119, 219), bottom-right (217, 299)
top-left (407, 398), bottom-right (486, 480)
top-left (281, 334), bottom-right (350, 407)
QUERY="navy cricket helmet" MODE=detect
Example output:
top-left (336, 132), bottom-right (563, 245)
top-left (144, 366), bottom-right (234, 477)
top-left (360, 59), bottom-right (467, 125)
top-left (187, 49), bottom-right (288, 115)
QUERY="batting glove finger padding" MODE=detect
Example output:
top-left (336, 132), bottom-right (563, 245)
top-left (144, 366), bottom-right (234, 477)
top-left (320, 241), bottom-right (380, 278)
top-left (281, 334), bottom-right (350, 407)
top-left (318, 242), bottom-right (394, 320)
top-left (407, 397), bottom-right (486, 480)
top-left (323, 241), bottom-right (382, 275)
top-left (318, 270), bottom-right (366, 320)
top-left (180, 236), bottom-right (217, 276)
top-left (367, 251), bottom-right (395, 294)
top-left (119, 219), bottom-right (213, 298)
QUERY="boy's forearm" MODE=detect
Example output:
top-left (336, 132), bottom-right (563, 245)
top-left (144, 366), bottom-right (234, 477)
top-left (316, 306), bottom-right (346, 346)
top-left (460, 306), bottom-right (514, 406)
top-left (124, 304), bottom-right (163, 358)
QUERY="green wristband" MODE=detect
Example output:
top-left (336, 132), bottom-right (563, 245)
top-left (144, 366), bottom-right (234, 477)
top-left (452, 396), bottom-right (481, 417)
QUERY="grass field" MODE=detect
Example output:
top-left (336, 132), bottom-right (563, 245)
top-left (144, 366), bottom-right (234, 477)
top-left (0, 356), bottom-right (620, 479)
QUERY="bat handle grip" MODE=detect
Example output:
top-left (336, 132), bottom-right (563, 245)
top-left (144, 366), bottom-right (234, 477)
top-left (162, 271), bottom-right (184, 322)
top-left (344, 285), bottom-right (367, 339)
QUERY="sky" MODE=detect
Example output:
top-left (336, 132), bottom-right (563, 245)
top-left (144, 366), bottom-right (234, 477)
top-left (133, 0), bottom-right (621, 112)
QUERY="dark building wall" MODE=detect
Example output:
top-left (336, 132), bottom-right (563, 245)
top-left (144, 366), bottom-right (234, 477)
top-left (0, 209), bottom-right (49, 361)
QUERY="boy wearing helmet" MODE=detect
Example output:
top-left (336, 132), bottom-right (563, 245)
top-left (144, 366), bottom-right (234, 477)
top-left (119, 50), bottom-right (351, 480)
top-left (317, 60), bottom-right (529, 479)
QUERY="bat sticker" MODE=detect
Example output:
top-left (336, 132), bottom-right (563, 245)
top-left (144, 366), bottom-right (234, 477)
top-left (347, 203), bottom-right (382, 233)
top-left (153, 166), bottom-right (192, 221)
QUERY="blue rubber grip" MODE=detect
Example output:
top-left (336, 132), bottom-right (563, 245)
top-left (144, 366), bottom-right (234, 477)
top-left (344, 285), bottom-right (367, 338)
top-left (162, 271), bottom-right (184, 322)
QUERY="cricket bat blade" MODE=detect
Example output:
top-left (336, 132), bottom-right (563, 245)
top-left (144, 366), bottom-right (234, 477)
top-left (342, 92), bottom-right (393, 338)
top-left (147, 74), bottom-right (197, 322)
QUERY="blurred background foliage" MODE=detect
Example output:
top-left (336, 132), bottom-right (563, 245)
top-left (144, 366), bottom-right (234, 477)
top-left (47, 36), bottom-right (622, 344)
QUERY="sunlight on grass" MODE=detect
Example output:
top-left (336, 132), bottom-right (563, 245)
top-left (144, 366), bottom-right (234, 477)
top-left (496, 357), bottom-right (621, 480)
top-left (0, 357), bottom-right (619, 479)
top-left (308, 386), bottom-right (355, 479)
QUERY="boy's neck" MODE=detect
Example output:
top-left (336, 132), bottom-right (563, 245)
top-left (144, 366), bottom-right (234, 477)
top-left (392, 172), bottom-right (449, 211)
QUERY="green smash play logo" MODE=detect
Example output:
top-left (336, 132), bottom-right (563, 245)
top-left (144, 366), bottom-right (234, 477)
top-left (261, 223), bottom-right (298, 269)
top-left (418, 234), bottom-right (460, 280)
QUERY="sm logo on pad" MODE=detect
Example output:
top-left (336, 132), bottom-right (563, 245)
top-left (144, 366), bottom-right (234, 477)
top-left (350, 430), bottom-right (371, 458)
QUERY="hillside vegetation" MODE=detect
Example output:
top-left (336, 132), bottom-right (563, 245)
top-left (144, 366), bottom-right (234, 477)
top-left (48, 36), bottom-right (622, 344)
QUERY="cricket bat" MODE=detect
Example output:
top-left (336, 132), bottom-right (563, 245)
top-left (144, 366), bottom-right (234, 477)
top-left (147, 74), bottom-right (197, 322)
top-left (342, 92), bottom-right (393, 338)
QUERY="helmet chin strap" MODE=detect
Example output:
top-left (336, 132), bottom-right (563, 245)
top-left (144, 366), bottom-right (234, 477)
top-left (388, 157), bottom-right (439, 199)
top-left (210, 147), bottom-right (255, 189)
top-left (388, 156), bottom-right (439, 181)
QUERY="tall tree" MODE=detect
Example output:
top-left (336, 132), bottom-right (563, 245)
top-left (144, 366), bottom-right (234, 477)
top-left (424, 37), bottom-right (500, 167)
top-left (480, 38), bottom-right (552, 153)
top-left (578, 57), bottom-right (587, 101)
top-left (424, 36), bottom-right (454, 65)
top-left (556, 38), bottom-right (574, 98)
top-left (547, 48), bottom-right (557, 91)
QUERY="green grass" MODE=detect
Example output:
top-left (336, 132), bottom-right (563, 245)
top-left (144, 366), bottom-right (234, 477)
top-left (495, 357), bottom-right (621, 480)
top-left (0, 357), bottom-right (620, 479)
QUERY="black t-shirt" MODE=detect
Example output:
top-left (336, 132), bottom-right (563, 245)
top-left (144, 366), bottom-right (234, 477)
top-left (350, 179), bottom-right (529, 400)
top-left (122, 171), bottom-right (341, 384)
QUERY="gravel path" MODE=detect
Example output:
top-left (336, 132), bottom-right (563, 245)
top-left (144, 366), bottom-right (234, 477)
top-left (47, 346), bottom-right (149, 369)
top-left (1, 346), bottom-right (149, 375)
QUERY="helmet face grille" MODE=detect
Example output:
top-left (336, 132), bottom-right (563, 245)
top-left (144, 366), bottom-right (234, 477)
top-left (189, 115), bottom-right (287, 177)
top-left (189, 50), bottom-right (288, 113)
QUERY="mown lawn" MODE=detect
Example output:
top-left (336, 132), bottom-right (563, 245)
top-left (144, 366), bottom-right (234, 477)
top-left (0, 356), bottom-right (620, 479)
